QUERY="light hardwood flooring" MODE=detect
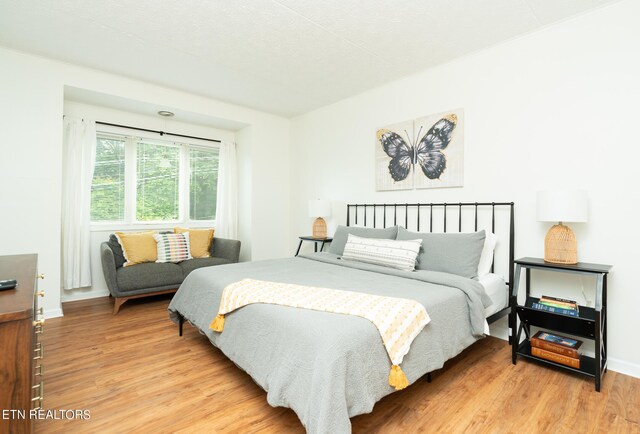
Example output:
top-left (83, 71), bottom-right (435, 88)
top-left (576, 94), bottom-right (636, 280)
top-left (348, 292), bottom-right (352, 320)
top-left (36, 295), bottom-right (639, 433)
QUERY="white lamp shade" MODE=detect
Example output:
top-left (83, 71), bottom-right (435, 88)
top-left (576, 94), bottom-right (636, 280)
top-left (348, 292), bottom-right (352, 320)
top-left (308, 199), bottom-right (331, 218)
top-left (537, 190), bottom-right (588, 223)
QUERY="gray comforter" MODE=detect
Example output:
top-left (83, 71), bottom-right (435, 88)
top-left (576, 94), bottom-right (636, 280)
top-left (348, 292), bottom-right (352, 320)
top-left (168, 252), bottom-right (491, 434)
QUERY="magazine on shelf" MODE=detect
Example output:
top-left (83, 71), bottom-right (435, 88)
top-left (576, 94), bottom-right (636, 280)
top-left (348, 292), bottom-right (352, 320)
top-left (531, 302), bottom-right (578, 317)
top-left (530, 331), bottom-right (582, 358)
top-left (539, 295), bottom-right (579, 312)
top-left (531, 347), bottom-right (580, 369)
top-left (540, 295), bottom-right (578, 305)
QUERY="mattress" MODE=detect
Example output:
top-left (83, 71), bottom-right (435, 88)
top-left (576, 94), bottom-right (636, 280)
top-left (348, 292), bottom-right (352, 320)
top-left (480, 273), bottom-right (508, 317)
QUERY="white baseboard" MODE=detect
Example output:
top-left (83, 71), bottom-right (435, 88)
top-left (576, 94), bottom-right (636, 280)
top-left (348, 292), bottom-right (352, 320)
top-left (608, 357), bottom-right (640, 379)
top-left (61, 289), bottom-right (110, 303)
top-left (44, 307), bottom-right (63, 319)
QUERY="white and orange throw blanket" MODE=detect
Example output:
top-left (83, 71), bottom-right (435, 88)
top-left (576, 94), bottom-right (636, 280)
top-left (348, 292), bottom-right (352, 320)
top-left (210, 279), bottom-right (431, 390)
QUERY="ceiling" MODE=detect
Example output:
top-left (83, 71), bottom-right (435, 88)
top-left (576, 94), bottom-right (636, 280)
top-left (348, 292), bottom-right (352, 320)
top-left (0, 0), bottom-right (620, 117)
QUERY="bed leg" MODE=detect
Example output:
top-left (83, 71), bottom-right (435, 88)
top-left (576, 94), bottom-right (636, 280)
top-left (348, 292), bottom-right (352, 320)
top-left (426, 372), bottom-right (432, 383)
top-left (178, 314), bottom-right (184, 337)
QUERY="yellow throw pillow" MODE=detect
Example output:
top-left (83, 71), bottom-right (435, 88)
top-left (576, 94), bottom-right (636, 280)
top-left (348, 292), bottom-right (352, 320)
top-left (115, 231), bottom-right (158, 266)
top-left (174, 227), bottom-right (214, 258)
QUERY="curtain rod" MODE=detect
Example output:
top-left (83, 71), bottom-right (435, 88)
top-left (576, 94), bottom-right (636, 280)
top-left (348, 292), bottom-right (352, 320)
top-left (95, 121), bottom-right (221, 144)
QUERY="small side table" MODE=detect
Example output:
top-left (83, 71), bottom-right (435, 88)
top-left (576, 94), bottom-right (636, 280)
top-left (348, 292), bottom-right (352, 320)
top-left (295, 236), bottom-right (333, 256)
top-left (511, 257), bottom-right (612, 392)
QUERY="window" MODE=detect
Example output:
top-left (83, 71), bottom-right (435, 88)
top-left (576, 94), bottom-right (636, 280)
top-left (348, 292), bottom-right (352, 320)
top-left (189, 148), bottom-right (219, 221)
top-left (136, 142), bottom-right (180, 221)
top-left (91, 136), bottom-right (125, 221)
top-left (90, 132), bottom-right (219, 225)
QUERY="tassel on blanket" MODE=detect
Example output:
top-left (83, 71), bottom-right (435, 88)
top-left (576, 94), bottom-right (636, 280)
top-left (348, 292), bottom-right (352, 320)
top-left (210, 314), bottom-right (225, 332)
top-left (388, 365), bottom-right (409, 390)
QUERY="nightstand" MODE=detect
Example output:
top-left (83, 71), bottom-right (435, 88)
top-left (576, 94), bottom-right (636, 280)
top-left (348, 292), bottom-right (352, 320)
top-left (295, 236), bottom-right (332, 256)
top-left (510, 257), bottom-right (612, 391)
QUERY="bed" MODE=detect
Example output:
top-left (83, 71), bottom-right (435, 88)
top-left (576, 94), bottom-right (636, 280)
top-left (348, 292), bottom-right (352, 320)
top-left (168, 202), bottom-right (515, 433)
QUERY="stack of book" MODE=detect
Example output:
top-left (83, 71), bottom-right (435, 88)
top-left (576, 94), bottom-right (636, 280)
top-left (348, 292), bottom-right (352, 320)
top-left (530, 331), bottom-right (582, 368)
top-left (531, 295), bottom-right (579, 317)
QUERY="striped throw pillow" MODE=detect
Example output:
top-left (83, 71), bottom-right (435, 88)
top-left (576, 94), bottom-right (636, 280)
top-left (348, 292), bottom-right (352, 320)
top-left (154, 233), bottom-right (192, 263)
top-left (342, 234), bottom-right (422, 271)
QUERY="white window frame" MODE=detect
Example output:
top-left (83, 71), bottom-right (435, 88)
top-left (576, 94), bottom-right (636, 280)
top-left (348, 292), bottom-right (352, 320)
top-left (90, 125), bottom-right (220, 231)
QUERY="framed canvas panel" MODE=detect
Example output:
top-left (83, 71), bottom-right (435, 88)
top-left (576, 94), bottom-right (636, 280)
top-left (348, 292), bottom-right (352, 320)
top-left (414, 108), bottom-right (464, 189)
top-left (375, 119), bottom-right (414, 191)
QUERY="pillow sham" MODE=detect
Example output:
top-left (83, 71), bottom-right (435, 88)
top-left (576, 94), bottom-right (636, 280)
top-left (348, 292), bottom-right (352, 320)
top-left (328, 225), bottom-right (399, 256)
top-left (396, 227), bottom-right (486, 279)
top-left (114, 231), bottom-right (158, 267)
top-left (477, 232), bottom-right (498, 277)
top-left (342, 234), bottom-right (422, 271)
top-left (174, 227), bottom-right (214, 258)
top-left (154, 233), bottom-right (192, 263)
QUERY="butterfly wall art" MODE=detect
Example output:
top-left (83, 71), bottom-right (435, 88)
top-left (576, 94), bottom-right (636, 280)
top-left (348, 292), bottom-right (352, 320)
top-left (375, 109), bottom-right (464, 191)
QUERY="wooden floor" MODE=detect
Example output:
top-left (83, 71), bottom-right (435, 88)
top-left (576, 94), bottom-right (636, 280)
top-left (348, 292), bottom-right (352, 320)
top-left (36, 296), bottom-right (639, 434)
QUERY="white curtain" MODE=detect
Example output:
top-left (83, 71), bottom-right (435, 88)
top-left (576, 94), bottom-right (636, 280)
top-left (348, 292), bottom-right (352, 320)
top-left (215, 141), bottom-right (238, 239)
top-left (61, 117), bottom-right (96, 290)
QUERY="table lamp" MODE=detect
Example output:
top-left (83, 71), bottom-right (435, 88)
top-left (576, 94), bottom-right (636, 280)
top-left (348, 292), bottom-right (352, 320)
top-left (308, 200), bottom-right (331, 239)
top-left (537, 190), bottom-right (588, 264)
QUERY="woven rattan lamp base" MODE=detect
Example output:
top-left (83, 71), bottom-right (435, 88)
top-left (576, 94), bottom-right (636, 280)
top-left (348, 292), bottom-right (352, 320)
top-left (312, 217), bottom-right (327, 239)
top-left (544, 223), bottom-right (577, 264)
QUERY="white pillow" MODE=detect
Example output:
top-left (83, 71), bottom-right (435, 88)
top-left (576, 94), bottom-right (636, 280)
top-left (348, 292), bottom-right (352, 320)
top-left (154, 232), bottom-right (192, 263)
top-left (477, 232), bottom-right (498, 277)
top-left (342, 234), bottom-right (422, 271)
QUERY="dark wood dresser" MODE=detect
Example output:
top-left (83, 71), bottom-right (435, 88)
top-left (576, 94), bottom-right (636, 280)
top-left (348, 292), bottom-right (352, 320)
top-left (0, 254), bottom-right (44, 434)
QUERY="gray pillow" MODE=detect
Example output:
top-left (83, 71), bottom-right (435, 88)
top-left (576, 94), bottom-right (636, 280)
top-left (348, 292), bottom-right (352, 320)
top-left (329, 225), bottom-right (399, 255)
top-left (396, 227), bottom-right (486, 279)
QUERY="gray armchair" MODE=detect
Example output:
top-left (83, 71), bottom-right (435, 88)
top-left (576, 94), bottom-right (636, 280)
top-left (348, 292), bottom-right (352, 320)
top-left (101, 236), bottom-right (241, 314)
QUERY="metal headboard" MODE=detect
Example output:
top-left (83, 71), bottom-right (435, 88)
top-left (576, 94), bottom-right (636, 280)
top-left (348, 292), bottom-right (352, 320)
top-left (346, 202), bottom-right (515, 324)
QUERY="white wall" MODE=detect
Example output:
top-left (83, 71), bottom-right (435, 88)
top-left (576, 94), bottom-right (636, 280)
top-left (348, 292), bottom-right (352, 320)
top-left (290, 0), bottom-right (640, 377)
top-left (236, 125), bottom-right (254, 262)
top-left (0, 47), bottom-right (291, 318)
top-left (0, 50), bottom-right (63, 317)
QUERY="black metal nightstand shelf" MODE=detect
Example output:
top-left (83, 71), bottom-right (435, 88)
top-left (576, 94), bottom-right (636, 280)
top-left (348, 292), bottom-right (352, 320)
top-left (510, 257), bottom-right (612, 391)
top-left (295, 236), bottom-right (332, 256)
